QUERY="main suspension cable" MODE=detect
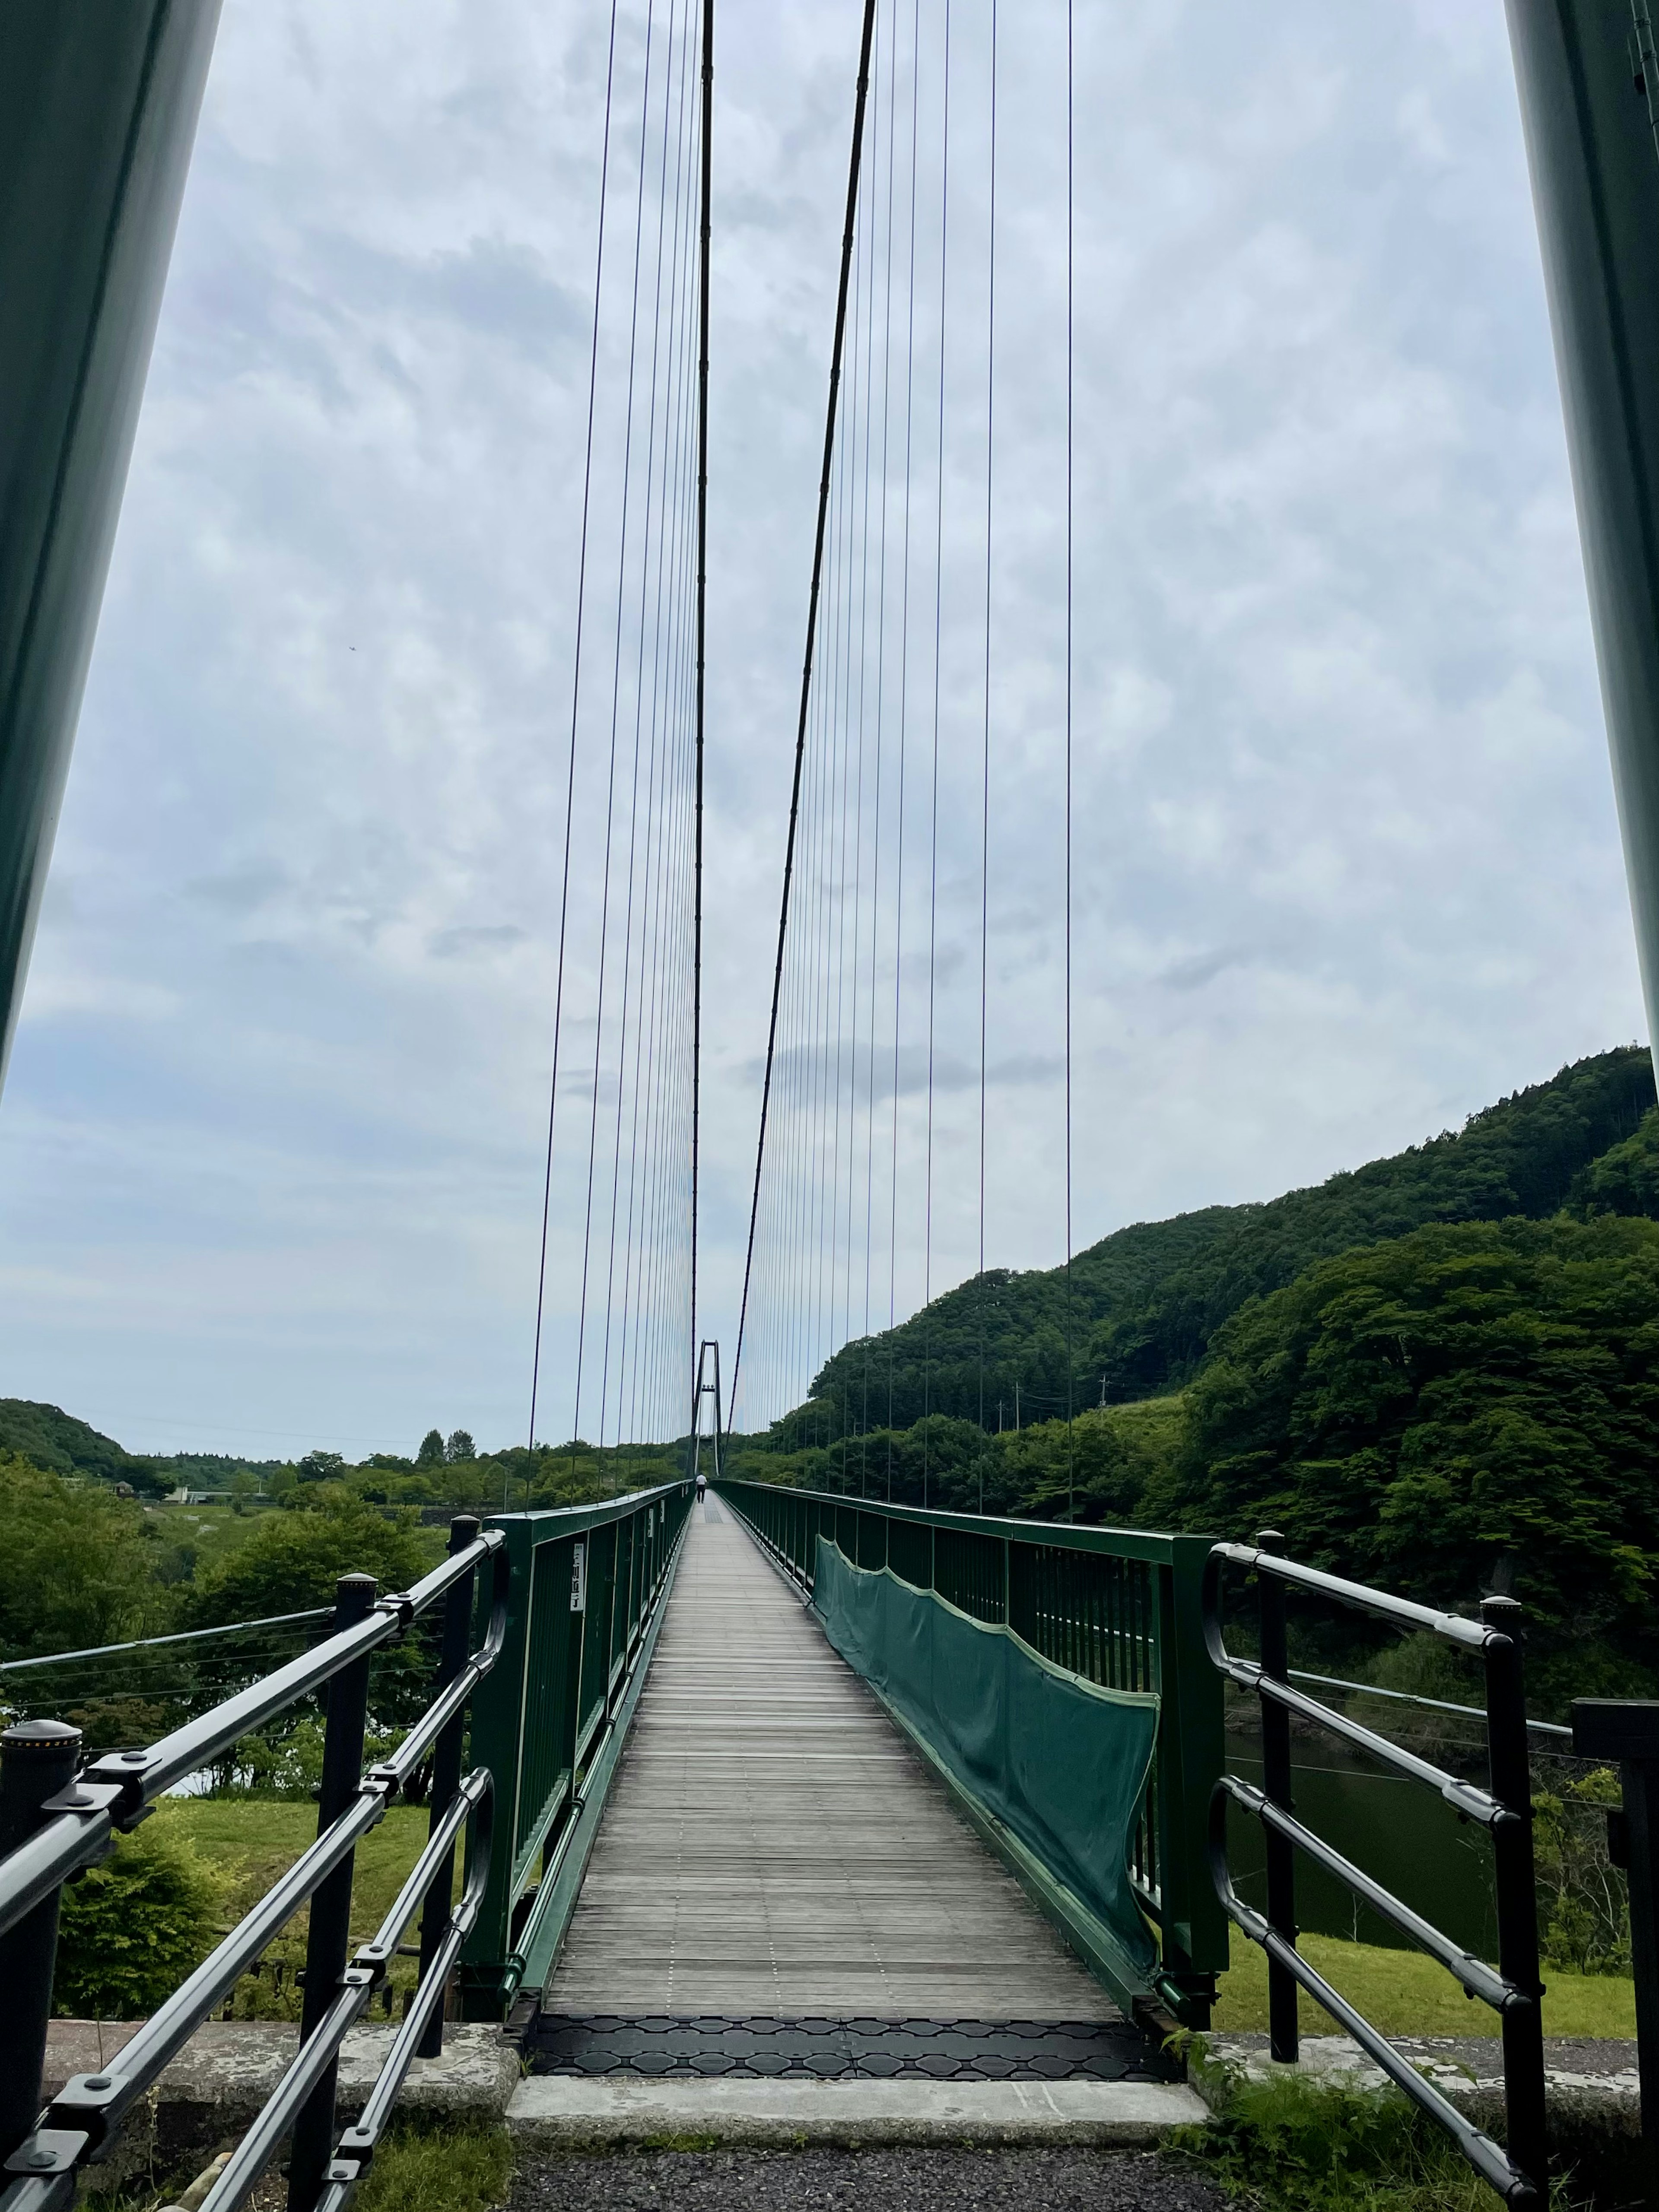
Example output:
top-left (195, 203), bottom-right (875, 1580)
top-left (690, 0), bottom-right (713, 1434)
top-left (728, 0), bottom-right (881, 1423)
top-left (525, 0), bottom-right (622, 1491)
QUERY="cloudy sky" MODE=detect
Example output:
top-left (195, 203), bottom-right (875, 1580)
top-left (0, 0), bottom-right (1643, 1458)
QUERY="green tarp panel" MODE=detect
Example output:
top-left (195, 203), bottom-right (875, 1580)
top-left (813, 1538), bottom-right (1160, 1984)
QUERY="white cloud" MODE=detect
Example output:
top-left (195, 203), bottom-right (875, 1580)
top-left (0, 0), bottom-right (1640, 1452)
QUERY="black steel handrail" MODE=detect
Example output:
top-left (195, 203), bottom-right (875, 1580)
top-left (0, 1519), bottom-right (509, 2212)
top-left (1207, 1790), bottom-right (1532, 2206)
top-left (1208, 1539), bottom-right (1495, 1648)
top-left (174, 1771), bottom-right (495, 2212)
top-left (1215, 1776), bottom-right (1516, 2011)
top-left (0, 1536), bottom-right (506, 1947)
top-left (1204, 1535), bottom-right (1547, 2210)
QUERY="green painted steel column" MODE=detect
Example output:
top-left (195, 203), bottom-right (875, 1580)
top-left (460, 1514), bottom-right (535, 2018)
top-left (1507, 1), bottom-right (1659, 1070)
top-left (0, 1), bottom-right (220, 1085)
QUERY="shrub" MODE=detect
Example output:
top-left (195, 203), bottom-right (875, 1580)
top-left (54, 1815), bottom-right (228, 2019)
top-left (1172, 2060), bottom-right (1585, 2210)
top-left (1535, 1767), bottom-right (1630, 1975)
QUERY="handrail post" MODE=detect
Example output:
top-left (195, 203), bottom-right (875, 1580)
top-left (1153, 1541), bottom-right (1226, 2026)
top-left (287, 1573), bottom-right (377, 2212)
top-left (1482, 1594), bottom-right (1547, 2201)
top-left (1256, 1531), bottom-right (1298, 2063)
top-left (0, 1720), bottom-right (81, 2162)
top-left (560, 1538), bottom-right (588, 1787)
top-left (460, 1514), bottom-right (532, 2019)
top-left (416, 1517), bottom-right (480, 2060)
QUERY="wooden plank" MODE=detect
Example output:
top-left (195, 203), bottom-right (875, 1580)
top-left (543, 1506), bottom-right (1119, 2020)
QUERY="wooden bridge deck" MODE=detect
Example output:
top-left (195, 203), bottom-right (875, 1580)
top-left (544, 1496), bottom-right (1117, 2018)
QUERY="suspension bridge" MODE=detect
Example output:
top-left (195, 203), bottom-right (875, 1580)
top-left (3, 3), bottom-right (1659, 2209)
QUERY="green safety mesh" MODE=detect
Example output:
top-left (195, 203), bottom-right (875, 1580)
top-left (814, 1537), bottom-right (1160, 1977)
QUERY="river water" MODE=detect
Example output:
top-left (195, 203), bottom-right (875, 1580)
top-left (1224, 1736), bottom-right (1499, 1958)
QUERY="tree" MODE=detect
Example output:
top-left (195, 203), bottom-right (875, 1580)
top-left (0, 1456), bottom-right (173, 1659)
top-left (445, 1428), bottom-right (477, 1463)
top-left (1171, 1215), bottom-right (1659, 1673)
top-left (296, 1450), bottom-right (345, 1484)
top-left (185, 1499), bottom-right (437, 1625)
top-left (801, 1045), bottom-right (1657, 1434)
top-left (416, 1429), bottom-right (445, 1467)
top-left (229, 1471), bottom-right (257, 1516)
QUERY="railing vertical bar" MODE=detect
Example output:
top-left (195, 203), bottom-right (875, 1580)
top-left (287, 1573), bottom-right (377, 2212)
top-left (1255, 1531), bottom-right (1298, 2065)
top-left (1481, 1595), bottom-right (1548, 2199)
top-left (415, 1517), bottom-right (480, 2060)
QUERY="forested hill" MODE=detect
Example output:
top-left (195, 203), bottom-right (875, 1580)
top-left (0, 1400), bottom-right (160, 1488)
top-left (796, 1045), bottom-right (1656, 1439)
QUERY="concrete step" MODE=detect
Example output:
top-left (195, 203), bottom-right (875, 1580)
top-left (506, 2073), bottom-right (1208, 2147)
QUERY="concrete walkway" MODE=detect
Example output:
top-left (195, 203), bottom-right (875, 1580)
top-left (543, 1500), bottom-right (1117, 2019)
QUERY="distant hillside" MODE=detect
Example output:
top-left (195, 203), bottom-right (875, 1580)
top-left (792, 1046), bottom-right (1656, 1441)
top-left (0, 1400), bottom-right (165, 1492)
top-left (0, 1403), bottom-right (285, 1495)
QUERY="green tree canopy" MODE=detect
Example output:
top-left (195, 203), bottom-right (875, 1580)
top-left (0, 1400), bottom-right (168, 1494)
top-left (416, 1428), bottom-right (445, 1466)
top-left (1572, 1105), bottom-right (1659, 1219)
top-left (0, 1456), bottom-right (172, 1659)
top-left (184, 1499), bottom-right (436, 1626)
top-left (445, 1428), bottom-right (477, 1463)
top-left (793, 1046), bottom-right (1655, 1441)
top-left (1169, 1215), bottom-right (1659, 1668)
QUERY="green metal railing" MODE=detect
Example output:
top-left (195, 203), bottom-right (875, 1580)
top-left (460, 1480), bottom-right (693, 2017)
top-left (717, 1476), bottom-right (1228, 2024)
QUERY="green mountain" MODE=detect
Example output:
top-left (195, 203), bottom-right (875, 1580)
top-left (0, 1403), bottom-right (286, 1495)
top-left (791, 1045), bottom-right (1656, 1442)
top-left (0, 1400), bottom-right (165, 1492)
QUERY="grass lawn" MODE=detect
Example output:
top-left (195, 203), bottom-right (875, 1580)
top-left (153, 1798), bottom-right (1639, 2042)
top-left (155, 1796), bottom-right (447, 2020)
top-left (1211, 1926), bottom-right (1636, 2039)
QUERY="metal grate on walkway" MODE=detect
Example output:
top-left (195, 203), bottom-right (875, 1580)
top-left (528, 2013), bottom-right (1176, 2082)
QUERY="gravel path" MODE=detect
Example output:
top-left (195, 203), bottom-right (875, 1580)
top-left (509, 2145), bottom-right (1236, 2211)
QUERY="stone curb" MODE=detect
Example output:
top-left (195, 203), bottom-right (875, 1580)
top-left (43, 2020), bottom-right (522, 2185)
top-left (505, 2075), bottom-right (1208, 2147)
top-left (1199, 2033), bottom-right (1640, 2127)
